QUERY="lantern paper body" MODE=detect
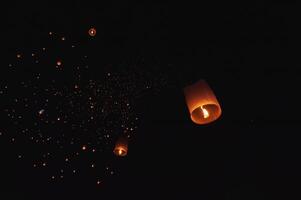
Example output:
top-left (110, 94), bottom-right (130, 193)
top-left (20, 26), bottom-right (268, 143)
top-left (113, 137), bottom-right (128, 157)
top-left (184, 80), bottom-right (222, 125)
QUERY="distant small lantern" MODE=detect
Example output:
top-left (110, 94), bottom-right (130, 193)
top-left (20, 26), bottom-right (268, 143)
top-left (184, 79), bottom-right (222, 125)
top-left (113, 136), bottom-right (128, 157)
top-left (88, 28), bottom-right (96, 37)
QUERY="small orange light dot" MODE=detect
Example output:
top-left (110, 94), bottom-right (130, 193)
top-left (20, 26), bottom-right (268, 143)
top-left (82, 145), bottom-right (86, 150)
top-left (88, 28), bottom-right (97, 37)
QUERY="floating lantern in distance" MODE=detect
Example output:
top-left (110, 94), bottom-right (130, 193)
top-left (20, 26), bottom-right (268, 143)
top-left (113, 136), bottom-right (128, 157)
top-left (88, 28), bottom-right (96, 37)
top-left (56, 60), bottom-right (62, 66)
top-left (184, 79), bottom-right (222, 125)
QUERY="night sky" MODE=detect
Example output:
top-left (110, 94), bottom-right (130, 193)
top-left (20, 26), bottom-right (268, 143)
top-left (0, 1), bottom-right (299, 199)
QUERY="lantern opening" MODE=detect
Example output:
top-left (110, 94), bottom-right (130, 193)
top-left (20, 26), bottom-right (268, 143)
top-left (191, 104), bottom-right (221, 124)
top-left (113, 136), bottom-right (128, 157)
top-left (114, 147), bottom-right (127, 156)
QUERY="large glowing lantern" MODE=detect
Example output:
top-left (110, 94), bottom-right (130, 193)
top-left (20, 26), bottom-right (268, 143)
top-left (184, 79), bottom-right (222, 125)
top-left (113, 137), bottom-right (128, 157)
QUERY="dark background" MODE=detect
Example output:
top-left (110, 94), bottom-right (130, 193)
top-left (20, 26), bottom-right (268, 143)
top-left (0, 1), bottom-right (300, 199)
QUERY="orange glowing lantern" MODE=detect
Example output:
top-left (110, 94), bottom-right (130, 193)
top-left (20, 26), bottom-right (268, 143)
top-left (113, 137), bottom-right (128, 157)
top-left (184, 79), bottom-right (222, 125)
top-left (88, 28), bottom-right (96, 37)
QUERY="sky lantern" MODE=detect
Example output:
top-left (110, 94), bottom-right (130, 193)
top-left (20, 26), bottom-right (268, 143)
top-left (113, 136), bottom-right (128, 157)
top-left (56, 60), bottom-right (62, 66)
top-left (88, 28), bottom-right (96, 37)
top-left (184, 79), bottom-right (222, 125)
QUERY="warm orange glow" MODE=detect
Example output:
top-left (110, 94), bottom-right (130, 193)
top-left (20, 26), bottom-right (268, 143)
top-left (88, 28), bottom-right (97, 37)
top-left (113, 137), bottom-right (128, 157)
top-left (184, 79), bottom-right (222, 125)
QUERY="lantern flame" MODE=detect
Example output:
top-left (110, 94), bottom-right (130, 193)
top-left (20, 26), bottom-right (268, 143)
top-left (201, 107), bottom-right (209, 118)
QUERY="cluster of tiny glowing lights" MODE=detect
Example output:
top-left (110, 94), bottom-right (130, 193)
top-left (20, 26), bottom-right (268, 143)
top-left (201, 106), bottom-right (209, 119)
top-left (2, 28), bottom-right (171, 185)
